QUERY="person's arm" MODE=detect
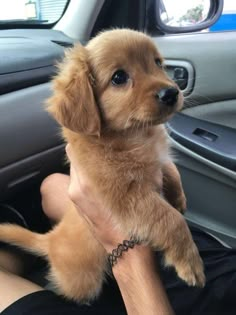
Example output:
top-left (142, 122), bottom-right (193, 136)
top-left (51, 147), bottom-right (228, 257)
top-left (113, 246), bottom-right (174, 315)
top-left (66, 144), bottom-right (174, 315)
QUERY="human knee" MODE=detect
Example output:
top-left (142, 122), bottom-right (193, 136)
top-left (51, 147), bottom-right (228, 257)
top-left (40, 173), bottom-right (63, 197)
top-left (40, 173), bottom-right (70, 221)
top-left (40, 173), bottom-right (64, 216)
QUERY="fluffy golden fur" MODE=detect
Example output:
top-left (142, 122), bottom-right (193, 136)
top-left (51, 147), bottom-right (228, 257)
top-left (0, 29), bottom-right (205, 302)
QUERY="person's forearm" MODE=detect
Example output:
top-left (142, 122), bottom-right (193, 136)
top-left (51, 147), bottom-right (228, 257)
top-left (113, 246), bottom-right (174, 315)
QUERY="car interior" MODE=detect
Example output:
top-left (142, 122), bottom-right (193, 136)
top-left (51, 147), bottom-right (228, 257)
top-left (0, 0), bottom-right (235, 288)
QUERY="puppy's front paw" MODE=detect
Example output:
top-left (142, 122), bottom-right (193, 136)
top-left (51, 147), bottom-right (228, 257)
top-left (174, 245), bottom-right (205, 288)
top-left (177, 255), bottom-right (205, 288)
top-left (165, 242), bottom-right (205, 288)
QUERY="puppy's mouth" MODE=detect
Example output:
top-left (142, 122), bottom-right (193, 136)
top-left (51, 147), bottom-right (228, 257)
top-left (127, 101), bottom-right (182, 132)
top-left (140, 98), bottom-right (182, 124)
top-left (159, 101), bottom-right (181, 119)
top-left (130, 114), bottom-right (172, 129)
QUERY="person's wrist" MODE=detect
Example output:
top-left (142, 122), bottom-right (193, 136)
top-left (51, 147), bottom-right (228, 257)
top-left (98, 235), bottom-right (130, 254)
top-left (112, 245), bottom-right (155, 280)
top-left (92, 223), bottom-right (130, 253)
top-left (108, 238), bottom-right (140, 267)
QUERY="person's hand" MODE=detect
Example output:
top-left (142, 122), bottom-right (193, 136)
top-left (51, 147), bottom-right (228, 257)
top-left (66, 144), bottom-right (128, 253)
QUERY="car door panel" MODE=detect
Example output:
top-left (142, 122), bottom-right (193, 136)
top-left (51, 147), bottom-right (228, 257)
top-left (0, 83), bottom-right (62, 166)
top-left (0, 83), bottom-right (64, 201)
top-left (156, 32), bottom-right (236, 102)
top-left (0, 29), bottom-right (74, 202)
top-left (183, 100), bottom-right (236, 129)
top-left (153, 32), bottom-right (236, 247)
top-left (168, 113), bottom-right (236, 171)
top-left (172, 138), bottom-right (236, 247)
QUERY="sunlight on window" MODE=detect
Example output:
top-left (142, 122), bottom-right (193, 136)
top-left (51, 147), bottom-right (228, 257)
top-left (0, 0), bottom-right (68, 23)
top-left (0, 0), bottom-right (26, 20)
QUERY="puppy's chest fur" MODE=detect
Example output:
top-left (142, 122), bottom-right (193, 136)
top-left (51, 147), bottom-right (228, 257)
top-left (64, 125), bottom-right (170, 195)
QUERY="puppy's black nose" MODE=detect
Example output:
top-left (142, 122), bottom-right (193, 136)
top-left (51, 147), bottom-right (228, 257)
top-left (157, 87), bottom-right (179, 106)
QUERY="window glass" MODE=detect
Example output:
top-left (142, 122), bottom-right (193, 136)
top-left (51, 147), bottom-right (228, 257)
top-left (0, 0), bottom-right (68, 24)
top-left (210, 0), bottom-right (236, 32)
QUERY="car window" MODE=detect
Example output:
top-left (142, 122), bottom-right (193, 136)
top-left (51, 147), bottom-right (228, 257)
top-left (0, 0), bottom-right (68, 25)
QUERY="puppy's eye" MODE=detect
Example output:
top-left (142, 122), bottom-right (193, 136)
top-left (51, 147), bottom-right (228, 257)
top-left (111, 70), bottom-right (129, 86)
top-left (155, 58), bottom-right (163, 68)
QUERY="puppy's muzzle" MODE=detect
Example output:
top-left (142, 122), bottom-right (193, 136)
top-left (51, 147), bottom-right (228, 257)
top-left (156, 87), bottom-right (179, 107)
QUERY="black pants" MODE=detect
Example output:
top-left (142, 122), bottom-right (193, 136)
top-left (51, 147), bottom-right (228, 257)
top-left (2, 226), bottom-right (236, 315)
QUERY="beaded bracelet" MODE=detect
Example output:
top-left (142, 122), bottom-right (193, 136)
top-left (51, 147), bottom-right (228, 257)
top-left (108, 238), bottom-right (139, 267)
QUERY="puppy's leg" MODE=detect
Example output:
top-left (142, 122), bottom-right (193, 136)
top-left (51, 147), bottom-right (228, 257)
top-left (148, 196), bottom-right (205, 287)
top-left (162, 161), bottom-right (186, 213)
top-left (46, 207), bottom-right (108, 302)
top-left (124, 193), bottom-right (205, 288)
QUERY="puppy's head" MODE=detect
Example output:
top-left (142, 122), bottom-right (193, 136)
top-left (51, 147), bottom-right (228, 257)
top-left (48, 29), bottom-right (183, 135)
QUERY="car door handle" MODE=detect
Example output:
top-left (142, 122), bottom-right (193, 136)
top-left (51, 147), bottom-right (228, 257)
top-left (164, 60), bottom-right (194, 96)
top-left (167, 113), bottom-right (236, 171)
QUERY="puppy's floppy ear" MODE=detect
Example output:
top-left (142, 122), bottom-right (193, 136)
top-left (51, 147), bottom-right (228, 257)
top-left (47, 44), bottom-right (100, 136)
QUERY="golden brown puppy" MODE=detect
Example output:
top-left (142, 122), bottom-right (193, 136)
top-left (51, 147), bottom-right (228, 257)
top-left (0, 29), bottom-right (205, 302)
